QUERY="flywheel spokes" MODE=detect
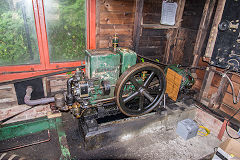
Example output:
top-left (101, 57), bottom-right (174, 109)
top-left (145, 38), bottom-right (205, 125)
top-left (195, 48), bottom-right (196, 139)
top-left (115, 62), bottom-right (166, 116)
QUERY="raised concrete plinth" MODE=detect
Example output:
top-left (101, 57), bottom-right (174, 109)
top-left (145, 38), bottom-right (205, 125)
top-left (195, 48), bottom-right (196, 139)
top-left (84, 103), bottom-right (196, 150)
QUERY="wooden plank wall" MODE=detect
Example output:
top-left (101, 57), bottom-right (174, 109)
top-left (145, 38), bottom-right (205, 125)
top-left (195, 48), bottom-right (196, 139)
top-left (220, 75), bottom-right (240, 121)
top-left (206, 73), bottom-right (240, 121)
top-left (172, 0), bottom-right (205, 65)
top-left (96, 0), bottom-right (135, 49)
top-left (194, 0), bottom-right (240, 121)
top-left (96, 0), bottom-right (205, 65)
top-left (139, 0), bottom-right (167, 61)
top-left (138, 28), bottom-right (167, 61)
top-left (137, 0), bottom-right (205, 64)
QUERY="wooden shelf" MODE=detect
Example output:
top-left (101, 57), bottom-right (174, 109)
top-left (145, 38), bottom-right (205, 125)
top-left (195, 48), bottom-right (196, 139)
top-left (141, 24), bottom-right (178, 29)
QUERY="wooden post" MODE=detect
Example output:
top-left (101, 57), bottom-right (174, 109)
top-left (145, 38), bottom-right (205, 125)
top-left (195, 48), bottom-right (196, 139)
top-left (204, 0), bottom-right (226, 60)
top-left (210, 75), bottom-right (232, 108)
top-left (164, 0), bottom-right (185, 64)
top-left (192, 0), bottom-right (216, 67)
top-left (198, 0), bottom-right (227, 104)
top-left (95, 0), bottom-right (100, 49)
top-left (198, 66), bottom-right (215, 104)
top-left (164, 29), bottom-right (175, 64)
top-left (175, 0), bottom-right (186, 28)
top-left (133, 0), bottom-right (144, 53)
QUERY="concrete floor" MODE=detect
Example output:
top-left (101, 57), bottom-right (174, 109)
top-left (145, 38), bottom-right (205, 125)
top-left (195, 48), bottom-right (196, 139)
top-left (0, 104), bottom-right (221, 160)
top-left (65, 105), bottom-right (221, 160)
top-left (76, 124), bottom-right (220, 160)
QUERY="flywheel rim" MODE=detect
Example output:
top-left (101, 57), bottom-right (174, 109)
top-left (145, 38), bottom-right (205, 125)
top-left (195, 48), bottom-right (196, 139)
top-left (115, 62), bottom-right (166, 116)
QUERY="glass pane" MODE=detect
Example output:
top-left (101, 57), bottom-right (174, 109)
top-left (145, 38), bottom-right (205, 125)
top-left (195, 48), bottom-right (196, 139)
top-left (44, 0), bottom-right (86, 62)
top-left (0, 0), bottom-right (40, 66)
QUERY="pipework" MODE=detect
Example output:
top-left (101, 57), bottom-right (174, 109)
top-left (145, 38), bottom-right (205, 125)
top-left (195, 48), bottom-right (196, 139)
top-left (24, 86), bottom-right (55, 106)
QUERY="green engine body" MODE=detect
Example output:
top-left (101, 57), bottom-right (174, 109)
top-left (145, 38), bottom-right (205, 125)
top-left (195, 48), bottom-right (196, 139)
top-left (84, 48), bottom-right (137, 104)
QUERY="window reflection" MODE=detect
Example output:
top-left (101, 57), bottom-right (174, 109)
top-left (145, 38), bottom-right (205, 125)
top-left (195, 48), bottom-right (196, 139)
top-left (44, 0), bottom-right (86, 62)
top-left (0, 0), bottom-right (40, 66)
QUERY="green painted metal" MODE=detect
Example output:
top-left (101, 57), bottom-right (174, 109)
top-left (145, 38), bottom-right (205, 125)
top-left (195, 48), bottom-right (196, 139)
top-left (0, 116), bottom-right (71, 159)
top-left (85, 49), bottom-right (120, 84)
top-left (85, 48), bottom-right (137, 103)
top-left (116, 48), bottom-right (137, 74)
top-left (85, 49), bottom-right (120, 99)
top-left (55, 117), bottom-right (71, 160)
top-left (0, 116), bottom-right (56, 141)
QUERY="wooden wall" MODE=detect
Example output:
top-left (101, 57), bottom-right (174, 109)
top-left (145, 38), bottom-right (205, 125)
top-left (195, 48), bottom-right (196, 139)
top-left (138, 28), bottom-right (167, 61)
top-left (96, 0), bottom-right (135, 49)
top-left (194, 0), bottom-right (240, 122)
top-left (171, 0), bottom-right (206, 65)
top-left (196, 68), bottom-right (240, 121)
top-left (95, 0), bottom-right (206, 66)
top-left (138, 0), bottom-right (167, 61)
top-left (134, 0), bottom-right (205, 65)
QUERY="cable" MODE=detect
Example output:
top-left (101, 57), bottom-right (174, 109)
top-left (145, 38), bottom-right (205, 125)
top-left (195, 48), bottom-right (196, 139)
top-left (225, 107), bottom-right (240, 139)
top-left (188, 96), bottom-right (240, 139)
top-left (0, 105), bottom-right (37, 125)
top-left (137, 54), bottom-right (208, 71)
top-left (203, 69), bottom-right (240, 138)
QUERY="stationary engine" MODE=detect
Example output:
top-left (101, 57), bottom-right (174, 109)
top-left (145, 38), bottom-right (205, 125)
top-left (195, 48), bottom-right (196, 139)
top-left (54, 48), bottom-right (166, 118)
top-left (64, 68), bottom-right (113, 118)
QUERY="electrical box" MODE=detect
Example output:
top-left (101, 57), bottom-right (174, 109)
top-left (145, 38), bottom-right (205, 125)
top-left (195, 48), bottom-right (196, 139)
top-left (176, 119), bottom-right (198, 140)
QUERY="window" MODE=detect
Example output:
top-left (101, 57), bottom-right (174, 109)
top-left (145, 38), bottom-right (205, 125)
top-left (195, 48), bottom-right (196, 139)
top-left (44, 0), bottom-right (86, 62)
top-left (0, 0), bottom-right (40, 66)
top-left (0, 0), bottom-right (96, 82)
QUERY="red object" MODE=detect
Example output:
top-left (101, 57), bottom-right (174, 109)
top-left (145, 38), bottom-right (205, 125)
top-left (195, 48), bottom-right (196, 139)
top-left (217, 119), bottom-right (228, 140)
top-left (0, 0), bottom-right (96, 82)
top-left (87, 0), bottom-right (96, 50)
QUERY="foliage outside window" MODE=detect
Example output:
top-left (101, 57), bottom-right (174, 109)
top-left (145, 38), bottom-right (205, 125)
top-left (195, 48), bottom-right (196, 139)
top-left (0, 0), bottom-right (86, 67)
top-left (0, 0), bottom-right (40, 66)
top-left (44, 0), bottom-right (86, 62)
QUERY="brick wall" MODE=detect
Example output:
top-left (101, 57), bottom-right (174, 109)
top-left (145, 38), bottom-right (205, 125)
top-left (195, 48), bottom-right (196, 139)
top-left (0, 104), bottom-right (51, 124)
top-left (195, 108), bottom-right (239, 141)
top-left (0, 75), bottom-right (68, 124)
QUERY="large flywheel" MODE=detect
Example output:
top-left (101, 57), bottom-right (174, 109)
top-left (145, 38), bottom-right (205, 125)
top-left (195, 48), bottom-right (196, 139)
top-left (115, 62), bottom-right (166, 116)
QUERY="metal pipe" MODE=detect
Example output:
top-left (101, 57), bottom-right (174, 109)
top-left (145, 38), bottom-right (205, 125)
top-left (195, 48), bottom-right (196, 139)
top-left (66, 77), bottom-right (74, 106)
top-left (222, 73), bottom-right (240, 104)
top-left (24, 86), bottom-right (55, 106)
